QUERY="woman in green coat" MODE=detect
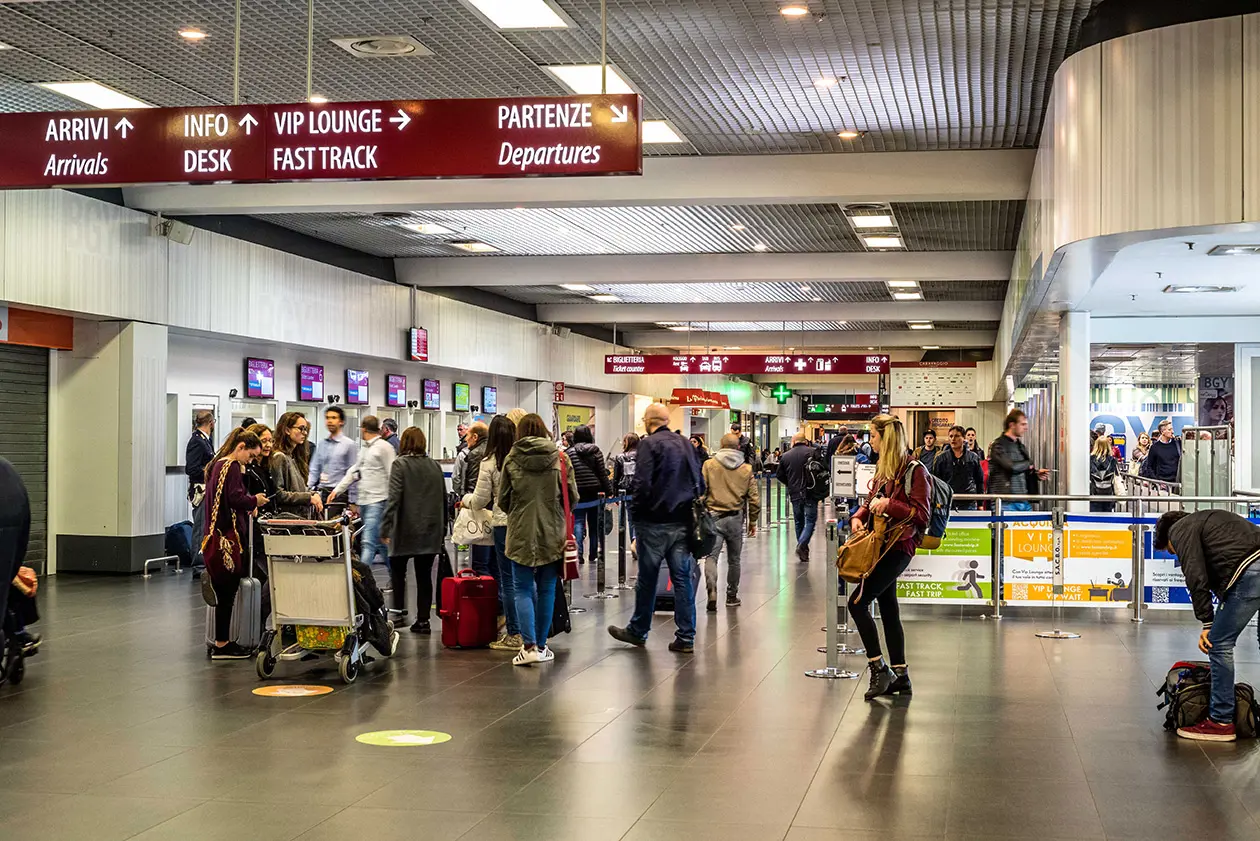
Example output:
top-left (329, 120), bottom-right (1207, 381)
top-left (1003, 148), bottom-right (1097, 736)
top-left (497, 413), bottom-right (579, 666)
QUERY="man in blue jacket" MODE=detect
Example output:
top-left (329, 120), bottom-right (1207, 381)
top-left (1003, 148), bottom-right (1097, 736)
top-left (609, 403), bottom-right (703, 654)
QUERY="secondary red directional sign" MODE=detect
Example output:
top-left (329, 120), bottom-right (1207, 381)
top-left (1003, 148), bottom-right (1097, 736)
top-left (0, 95), bottom-right (642, 189)
top-left (604, 353), bottom-right (891, 376)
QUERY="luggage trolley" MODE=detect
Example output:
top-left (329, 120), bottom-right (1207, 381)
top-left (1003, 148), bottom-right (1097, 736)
top-left (255, 515), bottom-right (398, 684)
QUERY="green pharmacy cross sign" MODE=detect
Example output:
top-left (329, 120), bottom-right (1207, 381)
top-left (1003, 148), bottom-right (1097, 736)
top-left (771, 383), bottom-right (793, 404)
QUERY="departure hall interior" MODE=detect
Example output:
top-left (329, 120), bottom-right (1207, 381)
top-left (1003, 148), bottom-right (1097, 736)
top-left (2, 1), bottom-right (1260, 839)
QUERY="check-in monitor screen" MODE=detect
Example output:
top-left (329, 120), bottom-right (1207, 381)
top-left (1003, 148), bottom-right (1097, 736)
top-left (453, 382), bottom-right (470, 412)
top-left (482, 386), bottom-right (497, 415)
top-left (386, 374), bottom-right (406, 408)
top-left (245, 357), bottom-right (274, 399)
top-left (422, 378), bottom-right (441, 410)
top-left (298, 364), bottom-right (324, 402)
top-left (346, 369), bottom-right (369, 405)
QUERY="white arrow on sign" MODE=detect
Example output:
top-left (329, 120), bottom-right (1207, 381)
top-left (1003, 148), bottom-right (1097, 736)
top-left (389, 109), bottom-right (411, 131)
top-left (114, 117), bottom-right (134, 138)
top-left (611, 104), bottom-right (629, 123)
top-left (239, 113), bottom-right (258, 134)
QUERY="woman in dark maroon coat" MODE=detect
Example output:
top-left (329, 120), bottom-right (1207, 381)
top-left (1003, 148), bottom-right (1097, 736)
top-left (202, 429), bottom-right (267, 659)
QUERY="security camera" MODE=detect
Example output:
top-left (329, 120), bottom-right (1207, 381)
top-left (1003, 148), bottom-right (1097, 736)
top-left (328, 395), bottom-right (341, 404)
top-left (408, 400), bottom-right (419, 409)
top-left (228, 388), bottom-right (238, 398)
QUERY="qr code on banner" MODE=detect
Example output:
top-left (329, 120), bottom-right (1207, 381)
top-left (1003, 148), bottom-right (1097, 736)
top-left (1152, 587), bottom-right (1170, 604)
top-left (1009, 583), bottom-right (1029, 600)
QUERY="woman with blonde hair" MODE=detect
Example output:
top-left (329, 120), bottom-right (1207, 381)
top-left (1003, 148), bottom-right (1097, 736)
top-left (848, 414), bottom-right (931, 700)
top-left (1130, 431), bottom-right (1152, 474)
top-left (1090, 435), bottom-right (1119, 513)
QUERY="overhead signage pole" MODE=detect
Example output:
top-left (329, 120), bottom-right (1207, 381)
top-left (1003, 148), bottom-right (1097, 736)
top-left (0, 94), bottom-right (643, 189)
top-left (605, 353), bottom-right (891, 376)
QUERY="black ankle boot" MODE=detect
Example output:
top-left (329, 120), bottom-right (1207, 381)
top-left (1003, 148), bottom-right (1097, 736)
top-left (865, 661), bottom-right (895, 701)
top-left (888, 665), bottom-right (912, 695)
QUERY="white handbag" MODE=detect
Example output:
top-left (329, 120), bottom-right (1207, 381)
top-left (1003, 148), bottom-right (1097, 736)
top-left (452, 505), bottom-right (494, 546)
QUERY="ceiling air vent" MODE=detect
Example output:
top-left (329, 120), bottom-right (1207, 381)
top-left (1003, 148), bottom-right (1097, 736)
top-left (330, 35), bottom-right (433, 58)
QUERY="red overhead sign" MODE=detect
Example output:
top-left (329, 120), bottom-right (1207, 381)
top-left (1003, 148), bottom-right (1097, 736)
top-left (0, 95), bottom-right (642, 189)
top-left (605, 353), bottom-right (890, 376)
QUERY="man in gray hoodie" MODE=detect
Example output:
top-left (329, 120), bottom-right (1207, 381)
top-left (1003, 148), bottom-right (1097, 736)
top-left (701, 433), bottom-right (761, 611)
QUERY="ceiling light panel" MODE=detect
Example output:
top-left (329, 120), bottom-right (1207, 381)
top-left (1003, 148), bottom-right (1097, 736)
top-left (401, 222), bottom-right (454, 235)
top-left (850, 215), bottom-right (896, 228)
top-left (588, 294), bottom-right (620, 302)
top-left (887, 280), bottom-right (920, 288)
top-left (450, 241), bottom-right (498, 253)
top-left (36, 81), bottom-right (153, 109)
top-left (863, 235), bottom-right (904, 249)
top-left (893, 292), bottom-right (924, 300)
top-left (542, 64), bottom-right (636, 95)
top-left (559, 283), bottom-right (595, 292)
top-left (462, 0), bottom-right (569, 29)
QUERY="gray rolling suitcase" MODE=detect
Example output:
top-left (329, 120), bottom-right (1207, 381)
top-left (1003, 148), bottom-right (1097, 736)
top-left (204, 519), bottom-right (263, 654)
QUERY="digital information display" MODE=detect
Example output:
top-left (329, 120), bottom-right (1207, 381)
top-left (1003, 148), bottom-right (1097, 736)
top-left (386, 374), bottom-right (407, 408)
top-left (422, 378), bottom-right (441, 410)
top-left (482, 386), bottom-right (497, 415)
top-left (453, 382), bottom-right (471, 412)
top-left (605, 353), bottom-right (891, 376)
top-left (346, 369), bottom-right (369, 405)
top-left (409, 327), bottom-right (428, 362)
top-left (0, 94), bottom-right (642, 189)
top-left (298, 364), bottom-right (324, 402)
top-left (805, 394), bottom-right (882, 416)
top-left (245, 357), bottom-right (274, 399)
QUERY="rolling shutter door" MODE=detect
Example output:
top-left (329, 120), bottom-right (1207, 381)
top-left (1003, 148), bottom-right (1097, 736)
top-left (0, 345), bottom-right (48, 573)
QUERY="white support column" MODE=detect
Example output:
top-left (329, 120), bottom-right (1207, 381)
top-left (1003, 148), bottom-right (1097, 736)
top-left (1059, 311), bottom-right (1091, 503)
top-left (1235, 344), bottom-right (1260, 492)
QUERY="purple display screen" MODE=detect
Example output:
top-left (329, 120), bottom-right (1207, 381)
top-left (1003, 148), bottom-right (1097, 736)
top-left (386, 374), bottom-right (406, 408)
top-left (422, 378), bottom-right (441, 410)
top-left (298, 364), bottom-right (324, 402)
top-left (346, 369), bottom-right (369, 405)
top-left (246, 357), bottom-right (274, 399)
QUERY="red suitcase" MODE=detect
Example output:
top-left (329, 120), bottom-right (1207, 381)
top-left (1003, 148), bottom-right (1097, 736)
top-left (439, 569), bottom-right (499, 648)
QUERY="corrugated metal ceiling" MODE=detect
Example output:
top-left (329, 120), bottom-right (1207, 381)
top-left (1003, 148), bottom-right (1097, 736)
top-left (492, 278), bottom-right (1008, 305)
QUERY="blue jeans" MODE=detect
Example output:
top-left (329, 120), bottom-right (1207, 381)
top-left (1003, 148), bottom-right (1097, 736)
top-left (511, 560), bottom-right (560, 649)
top-left (627, 521), bottom-right (696, 645)
top-left (791, 497), bottom-right (818, 548)
top-left (492, 526), bottom-right (519, 636)
top-left (358, 500), bottom-right (386, 567)
top-left (1207, 564), bottom-right (1260, 722)
top-left (470, 543), bottom-right (495, 577)
top-left (1005, 501), bottom-right (1032, 512)
top-left (572, 504), bottom-right (602, 563)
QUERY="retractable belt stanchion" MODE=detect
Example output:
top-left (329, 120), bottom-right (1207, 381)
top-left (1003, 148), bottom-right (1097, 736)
top-left (586, 494), bottom-right (617, 600)
top-left (611, 496), bottom-right (633, 590)
top-left (1130, 496), bottom-right (1145, 623)
top-left (982, 497), bottom-right (1004, 621)
top-left (1035, 506), bottom-right (1079, 639)
top-left (807, 520), bottom-right (859, 679)
top-left (763, 473), bottom-right (772, 529)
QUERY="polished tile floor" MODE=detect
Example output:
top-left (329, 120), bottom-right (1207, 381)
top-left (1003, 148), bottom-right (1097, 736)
top-left (2, 520), bottom-right (1259, 841)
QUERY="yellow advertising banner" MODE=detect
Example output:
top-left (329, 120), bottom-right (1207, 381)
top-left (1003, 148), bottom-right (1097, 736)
top-left (556, 403), bottom-right (594, 434)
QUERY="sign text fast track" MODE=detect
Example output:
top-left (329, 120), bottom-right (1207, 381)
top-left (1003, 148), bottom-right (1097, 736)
top-left (0, 94), bottom-right (642, 189)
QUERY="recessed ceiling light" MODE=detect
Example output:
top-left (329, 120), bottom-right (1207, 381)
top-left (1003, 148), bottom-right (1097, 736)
top-left (1162, 284), bottom-right (1237, 294)
top-left (863, 235), bottom-right (903, 249)
top-left (867, 346), bottom-right (875, 351)
top-left (450, 241), bottom-right (498, 253)
top-left (837, 130), bottom-right (863, 140)
top-left (179, 28), bottom-right (208, 41)
top-left (667, 325), bottom-right (691, 332)
top-left (921, 345), bottom-right (940, 350)
top-left (788, 347), bottom-right (796, 352)
top-left (812, 297), bottom-right (822, 302)
top-left (724, 346), bottom-right (742, 350)
top-left (1206, 245), bottom-right (1260, 255)
top-left (463, 0), bottom-right (569, 29)
top-left (780, 4), bottom-right (810, 16)
top-left (893, 292), bottom-right (923, 301)
top-left (799, 285), bottom-right (812, 292)
top-left (588, 294), bottom-right (620, 303)
top-left (560, 284), bottom-right (595, 292)
top-left (909, 322), bottom-right (934, 330)
top-left (308, 94), bottom-right (329, 104)
top-left (330, 35), bottom-right (434, 58)
top-left (730, 223), bottom-right (746, 231)
top-left (886, 280), bottom-right (919, 288)
top-left (851, 215), bottom-right (895, 228)
top-left (36, 81), bottom-right (153, 109)
top-left (814, 77), bottom-right (838, 88)
top-left (401, 222), bottom-right (454, 235)
top-left (643, 120), bottom-right (686, 144)
top-left (542, 63), bottom-right (635, 95)
top-left (753, 243), bottom-right (769, 252)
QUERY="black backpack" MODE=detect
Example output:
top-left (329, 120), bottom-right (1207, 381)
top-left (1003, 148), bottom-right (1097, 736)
top-left (1156, 660), bottom-right (1259, 737)
top-left (805, 446), bottom-right (831, 501)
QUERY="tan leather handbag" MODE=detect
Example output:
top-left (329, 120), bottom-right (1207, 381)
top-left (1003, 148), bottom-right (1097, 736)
top-left (836, 515), bottom-right (909, 584)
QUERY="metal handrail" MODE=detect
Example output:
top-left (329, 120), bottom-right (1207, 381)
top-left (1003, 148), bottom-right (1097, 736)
top-left (952, 493), bottom-right (1246, 503)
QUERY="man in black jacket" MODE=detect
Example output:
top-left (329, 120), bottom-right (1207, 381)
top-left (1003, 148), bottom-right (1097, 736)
top-left (185, 410), bottom-right (215, 574)
top-left (777, 432), bottom-right (819, 562)
top-left (932, 425), bottom-right (985, 509)
top-left (987, 409), bottom-right (1048, 512)
top-left (1155, 509), bottom-right (1260, 742)
top-left (1139, 419), bottom-right (1182, 485)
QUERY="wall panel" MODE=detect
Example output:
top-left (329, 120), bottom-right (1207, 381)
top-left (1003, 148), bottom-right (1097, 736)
top-left (1243, 15), bottom-right (1260, 220)
top-left (1052, 44), bottom-right (1102, 250)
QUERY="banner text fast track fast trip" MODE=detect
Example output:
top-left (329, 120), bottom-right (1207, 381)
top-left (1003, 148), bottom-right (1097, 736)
top-left (0, 94), bottom-right (642, 189)
top-left (605, 354), bottom-right (891, 375)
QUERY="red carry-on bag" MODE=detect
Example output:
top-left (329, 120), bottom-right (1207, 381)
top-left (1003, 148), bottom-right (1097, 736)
top-left (439, 568), bottom-right (499, 649)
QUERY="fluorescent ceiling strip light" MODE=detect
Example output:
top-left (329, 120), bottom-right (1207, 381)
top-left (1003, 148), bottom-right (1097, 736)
top-left (850, 215), bottom-right (895, 228)
top-left (560, 284), bottom-right (595, 292)
top-left (450, 241), bottom-right (498, 253)
top-left (542, 64), bottom-right (635, 95)
top-left (893, 292), bottom-right (923, 301)
top-left (463, 0), bottom-right (568, 29)
top-left (886, 280), bottom-right (919, 288)
top-left (37, 81), bottom-right (153, 109)
top-left (402, 222), bottom-right (454, 235)
top-left (588, 294), bottom-right (620, 302)
top-left (863, 235), bottom-right (903, 249)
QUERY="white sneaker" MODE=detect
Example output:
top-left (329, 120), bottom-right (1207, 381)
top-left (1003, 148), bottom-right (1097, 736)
top-left (513, 647), bottom-right (542, 667)
top-left (536, 646), bottom-right (555, 663)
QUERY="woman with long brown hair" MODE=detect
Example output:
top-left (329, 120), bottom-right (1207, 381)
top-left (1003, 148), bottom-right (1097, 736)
top-left (263, 416), bottom-right (324, 517)
top-left (848, 414), bottom-right (930, 699)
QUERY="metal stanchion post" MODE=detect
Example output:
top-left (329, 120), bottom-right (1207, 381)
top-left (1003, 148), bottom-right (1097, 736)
top-left (1131, 496), bottom-right (1145, 623)
top-left (982, 497), bottom-right (1004, 620)
top-left (611, 497), bottom-right (633, 590)
top-left (807, 521), bottom-right (859, 679)
top-left (1036, 506), bottom-right (1079, 639)
top-left (587, 496), bottom-right (617, 600)
top-left (763, 473), bottom-right (772, 529)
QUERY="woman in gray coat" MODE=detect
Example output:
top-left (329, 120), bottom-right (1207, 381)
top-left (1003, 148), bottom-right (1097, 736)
top-left (381, 427), bottom-right (447, 634)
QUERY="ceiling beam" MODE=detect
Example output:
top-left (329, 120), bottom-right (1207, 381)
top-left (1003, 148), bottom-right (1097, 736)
top-left (539, 301), bottom-right (1001, 324)
top-left (122, 150), bottom-right (1034, 215)
top-left (398, 252), bottom-right (1014, 287)
top-left (622, 329), bottom-right (996, 349)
